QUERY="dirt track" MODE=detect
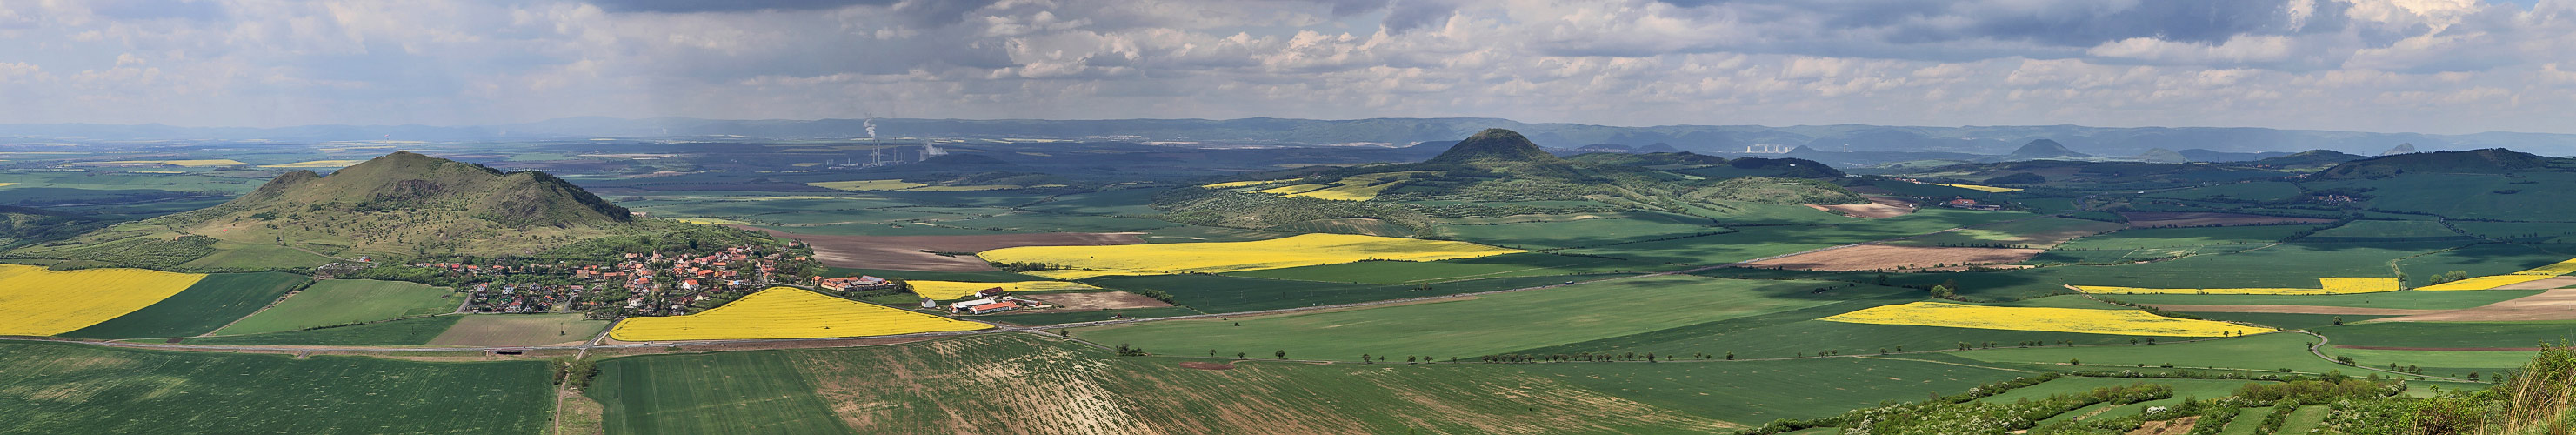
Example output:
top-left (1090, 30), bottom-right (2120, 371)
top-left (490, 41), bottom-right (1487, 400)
top-left (742, 226), bottom-right (1143, 271)
top-left (1735, 244), bottom-right (2039, 271)
top-left (2121, 212), bottom-right (2335, 228)
top-left (1008, 291), bottom-right (1174, 314)
top-left (1806, 197), bottom-right (1918, 218)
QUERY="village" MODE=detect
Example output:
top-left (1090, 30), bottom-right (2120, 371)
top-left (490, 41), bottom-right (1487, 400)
top-left (369, 241), bottom-right (1073, 320)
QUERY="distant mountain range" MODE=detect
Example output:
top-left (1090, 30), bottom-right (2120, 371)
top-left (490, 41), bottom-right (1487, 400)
top-left (10, 117), bottom-right (2576, 157)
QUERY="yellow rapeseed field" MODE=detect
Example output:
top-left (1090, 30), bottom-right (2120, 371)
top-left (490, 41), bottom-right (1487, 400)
top-left (2418, 258), bottom-right (2576, 291)
top-left (607, 287), bottom-right (990, 341)
top-left (103, 159), bottom-right (250, 167)
top-left (2075, 277), bottom-right (2403, 295)
top-left (981, 233), bottom-right (1528, 279)
top-left (1821, 302), bottom-right (2270, 337)
top-left (907, 280), bottom-right (1101, 299)
top-left (2512, 258), bottom-right (2576, 276)
top-left (257, 160), bottom-right (370, 168)
top-left (1931, 183), bottom-right (2023, 192)
top-left (1255, 184), bottom-right (1332, 195)
top-left (0, 264), bottom-right (205, 336)
top-left (2419, 275), bottom-right (2560, 291)
top-left (807, 179), bottom-right (930, 191)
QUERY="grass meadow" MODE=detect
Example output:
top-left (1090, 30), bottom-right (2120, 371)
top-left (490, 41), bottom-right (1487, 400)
top-left (215, 279), bottom-right (457, 335)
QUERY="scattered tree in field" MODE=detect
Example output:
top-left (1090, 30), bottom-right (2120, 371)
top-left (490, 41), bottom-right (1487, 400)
top-left (2332, 316), bottom-right (2346, 326)
top-left (1276, 350), bottom-right (1286, 359)
top-left (1724, 351), bottom-right (1734, 360)
top-left (1236, 352), bottom-right (1246, 359)
top-left (2068, 358), bottom-right (2080, 365)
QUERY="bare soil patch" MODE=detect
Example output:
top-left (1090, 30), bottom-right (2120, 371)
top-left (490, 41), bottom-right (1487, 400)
top-left (1735, 244), bottom-right (2042, 271)
top-left (2495, 276), bottom-right (2576, 290)
top-left (2373, 289), bottom-right (2576, 322)
top-left (1178, 361), bottom-right (1236, 370)
top-left (2150, 304), bottom-right (2447, 316)
top-left (1807, 197), bottom-right (1919, 218)
top-left (2121, 212), bottom-right (2335, 229)
top-left (742, 226), bottom-right (1143, 271)
top-left (1004, 291), bottom-right (1175, 314)
top-left (428, 314), bottom-right (605, 347)
top-left (2126, 417), bottom-right (2197, 435)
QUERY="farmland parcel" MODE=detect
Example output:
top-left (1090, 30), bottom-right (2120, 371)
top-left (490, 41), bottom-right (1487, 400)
top-left (608, 286), bottom-right (990, 341)
top-left (979, 233), bottom-right (1525, 279)
top-left (0, 264), bottom-right (204, 336)
top-left (1821, 302), bottom-right (2272, 337)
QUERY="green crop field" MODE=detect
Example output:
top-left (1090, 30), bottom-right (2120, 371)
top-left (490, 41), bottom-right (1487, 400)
top-left (0, 341), bottom-right (550, 434)
top-left (1880, 241), bottom-right (2471, 299)
top-left (1222, 252), bottom-right (1665, 284)
top-left (2306, 219), bottom-right (2468, 240)
top-left (2177, 312), bottom-right (2395, 330)
top-left (1685, 199), bottom-right (1860, 225)
top-left (2316, 320), bottom-right (2576, 349)
top-left (175, 242), bottom-right (335, 269)
top-left (984, 306), bottom-right (1205, 325)
top-left (1518, 354), bottom-right (2029, 424)
top-left (1429, 211), bottom-right (1730, 249)
top-left (1977, 376), bottom-right (2266, 403)
top-left (1074, 276), bottom-right (1912, 361)
top-left (2325, 346), bottom-right (2536, 372)
top-left (2278, 405), bottom-right (2331, 433)
top-left (215, 279), bottom-right (458, 335)
top-left (2396, 243), bottom-right (2576, 284)
top-left (2453, 222), bottom-right (2576, 242)
top-left (1881, 217), bottom-right (2123, 248)
top-left (59, 271), bottom-right (308, 339)
top-left (2052, 225), bottom-right (2326, 251)
top-left (1571, 210), bottom-right (2035, 265)
top-left (2105, 290), bottom-right (2540, 310)
top-left (186, 315), bottom-right (464, 345)
top-left (2307, 172), bottom-right (2576, 221)
top-left (2146, 181), bottom-right (2307, 202)
top-left (1519, 295), bottom-right (2192, 360)
top-left (1084, 273), bottom-right (1619, 313)
top-left (429, 314), bottom-right (609, 346)
top-left (1021, 188), bottom-right (1165, 215)
top-left (937, 212), bottom-right (1182, 232)
top-left (1952, 332), bottom-right (2351, 374)
top-left (588, 334), bottom-right (1742, 433)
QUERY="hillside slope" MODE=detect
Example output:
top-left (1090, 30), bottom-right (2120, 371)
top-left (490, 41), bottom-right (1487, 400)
top-left (2316, 148), bottom-right (2560, 179)
top-left (18, 151), bottom-right (696, 263)
top-left (1169, 129), bottom-right (1867, 233)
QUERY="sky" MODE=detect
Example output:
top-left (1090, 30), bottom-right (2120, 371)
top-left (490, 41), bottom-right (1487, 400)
top-left (2, 0), bottom-right (2573, 134)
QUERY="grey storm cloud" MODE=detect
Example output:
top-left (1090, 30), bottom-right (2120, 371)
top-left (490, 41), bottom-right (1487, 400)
top-left (1661, 0), bottom-right (2350, 47)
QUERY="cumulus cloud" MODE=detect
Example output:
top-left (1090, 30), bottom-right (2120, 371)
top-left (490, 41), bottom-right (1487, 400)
top-left (0, 0), bottom-right (2566, 134)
